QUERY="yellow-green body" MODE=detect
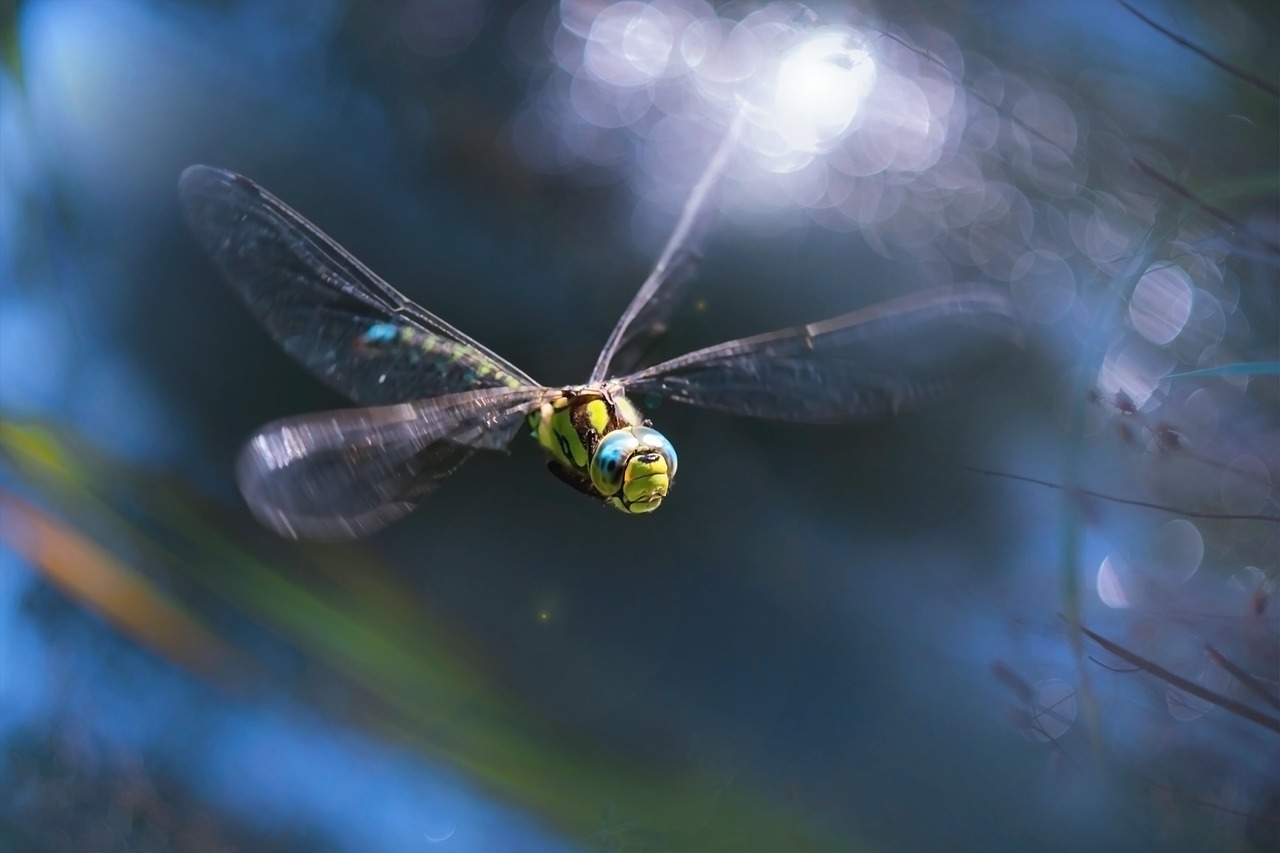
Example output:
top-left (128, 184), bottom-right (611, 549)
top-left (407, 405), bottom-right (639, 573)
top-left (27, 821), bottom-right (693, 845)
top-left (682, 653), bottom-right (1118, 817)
top-left (528, 385), bottom-right (676, 514)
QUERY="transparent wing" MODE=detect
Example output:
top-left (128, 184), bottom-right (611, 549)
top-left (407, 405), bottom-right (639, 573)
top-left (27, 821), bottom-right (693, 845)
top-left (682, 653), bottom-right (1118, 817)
top-left (619, 286), bottom-right (1022, 422)
top-left (236, 386), bottom-right (548, 540)
top-left (588, 107), bottom-right (748, 383)
top-left (179, 165), bottom-right (537, 405)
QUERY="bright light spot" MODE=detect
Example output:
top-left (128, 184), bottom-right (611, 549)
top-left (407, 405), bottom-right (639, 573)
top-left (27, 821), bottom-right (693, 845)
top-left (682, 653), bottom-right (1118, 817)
top-left (425, 827), bottom-right (456, 844)
top-left (584, 2), bottom-right (673, 88)
top-left (852, 73), bottom-right (940, 174)
top-left (771, 30), bottom-right (875, 153)
top-left (1097, 341), bottom-right (1174, 412)
top-left (1082, 194), bottom-right (1137, 263)
top-left (423, 808), bottom-right (457, 843)
top-left (512, 589), bottom-right (567, 653)
top-left (679, 14), bottom-right (719, 69)
top-left (1226, 568), bottom-right (1273, 625)
top-left (1148, 519), bottom-right (1202, 583)
top-left (1228, 566), bottom-right (1266, 588)
top-left (532, 0), bottom-right (1007, 239)
top-left (1130, 264), bottom-right (1193, 345)
top-left (1173, 289), bottom-right (1226, 365)
top-left (1096, 554), bottom-right (1131, 609)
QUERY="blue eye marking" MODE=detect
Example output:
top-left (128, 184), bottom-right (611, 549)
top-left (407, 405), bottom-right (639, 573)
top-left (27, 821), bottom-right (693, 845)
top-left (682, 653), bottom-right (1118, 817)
top-left (591, 430), bottom-right (643, 495)
top-left (364, 322), bottom-right (398, 343)
top-left (599, 445), bottom-right (626, 472)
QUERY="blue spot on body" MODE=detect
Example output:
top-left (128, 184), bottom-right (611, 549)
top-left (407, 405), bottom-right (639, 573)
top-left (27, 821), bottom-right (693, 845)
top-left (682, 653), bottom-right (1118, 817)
top-left (364, 323), bottom-right (398, 343)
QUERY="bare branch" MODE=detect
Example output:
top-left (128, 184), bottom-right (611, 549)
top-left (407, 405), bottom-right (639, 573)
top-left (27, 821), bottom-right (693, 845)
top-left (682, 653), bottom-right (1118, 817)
top-left (1118, 1), bottom-right (1280, 99)
top-left (1067, 617), bottom-right (1280, 734)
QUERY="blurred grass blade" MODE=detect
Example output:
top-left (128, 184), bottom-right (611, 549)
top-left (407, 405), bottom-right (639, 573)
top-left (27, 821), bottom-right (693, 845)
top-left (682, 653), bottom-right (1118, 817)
top-left (0, 420), bottom-right (867, 850)
top-left (0, 489), bottom-right (239, 683)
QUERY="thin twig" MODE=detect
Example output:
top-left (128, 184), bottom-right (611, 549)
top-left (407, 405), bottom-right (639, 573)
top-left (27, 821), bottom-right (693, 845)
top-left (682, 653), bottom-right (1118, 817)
top-left (959, 464), bottom-right (1280, 523)
top-left (1134, 159), bottom-right (1280, 257)
top-left (1118, 1), bottom-right (1280, 99)
top-left (1134, 768), bottom-right (1280, 827)
top-left (1095, 396), bottom-right (1277, 488)
top-left (1088, 656), bottom-right (1141, 674)
top-left (1204, 644), bottom-right (1280, 712)
top-left (877, 31), bottom-right (1073, 162)
top-left (1067, 616), bottom-right (1280, 734)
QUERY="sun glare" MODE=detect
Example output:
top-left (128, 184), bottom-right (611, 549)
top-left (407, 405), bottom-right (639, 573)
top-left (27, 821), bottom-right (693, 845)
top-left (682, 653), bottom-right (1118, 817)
top-left (771, 30), bottom-right (875, 153)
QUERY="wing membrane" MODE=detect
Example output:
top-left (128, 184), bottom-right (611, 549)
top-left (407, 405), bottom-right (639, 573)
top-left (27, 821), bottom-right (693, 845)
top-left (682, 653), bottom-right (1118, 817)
top-left (589, 107), bottom-right (747, 383)
top-left (179, 165), bottom-right (537, 405)
top-left (236, 386), bottom-right (547, 540)
top-left (620, 286), bottom-right (1022, 422)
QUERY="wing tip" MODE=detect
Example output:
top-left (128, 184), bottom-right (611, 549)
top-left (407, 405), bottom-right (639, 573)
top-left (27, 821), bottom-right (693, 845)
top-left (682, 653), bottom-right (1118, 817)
top-left (232, 435), bottom-right (398, 542)
top-left (177, 164), bottom-right (263, 203)
top-left (177, 163), bottom-right (220, 194)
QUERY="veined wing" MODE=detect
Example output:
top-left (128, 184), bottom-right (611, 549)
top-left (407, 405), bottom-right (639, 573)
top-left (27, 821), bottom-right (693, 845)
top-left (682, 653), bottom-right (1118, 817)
top-left (618, 286), bottom-right (1022, 422)
top-left (237, 386), bottom-right (548, 540)
top-left (588, 107), bottom-right (748, 384)
top-left (179, 165), bottom-right (537, 405)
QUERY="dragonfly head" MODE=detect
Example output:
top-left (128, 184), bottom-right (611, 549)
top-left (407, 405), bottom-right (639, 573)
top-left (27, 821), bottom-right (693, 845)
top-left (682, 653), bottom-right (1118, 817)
top-left (590, 426), bottom-right (678, 515)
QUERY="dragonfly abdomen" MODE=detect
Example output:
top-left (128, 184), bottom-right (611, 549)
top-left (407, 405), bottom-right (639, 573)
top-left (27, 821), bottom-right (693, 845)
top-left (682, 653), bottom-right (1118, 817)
top-left (354, 322), bottom-right (525, 390)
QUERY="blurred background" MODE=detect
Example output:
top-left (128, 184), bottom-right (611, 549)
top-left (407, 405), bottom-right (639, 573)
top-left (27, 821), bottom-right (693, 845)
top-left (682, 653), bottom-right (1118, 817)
top-left (1, 0), bottom-right (1277, 851)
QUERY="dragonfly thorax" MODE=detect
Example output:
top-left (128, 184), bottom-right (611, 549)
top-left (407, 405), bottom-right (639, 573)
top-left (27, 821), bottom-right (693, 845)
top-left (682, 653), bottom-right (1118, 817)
top-left (529, 385), bottom-right (678, 514)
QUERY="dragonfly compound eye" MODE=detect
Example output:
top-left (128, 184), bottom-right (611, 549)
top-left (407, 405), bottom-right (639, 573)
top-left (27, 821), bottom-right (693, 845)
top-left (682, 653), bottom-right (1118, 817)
top-left (632, 427), bottom-right (677, 479)
top-left (590, 430), bottom-right (640, 496)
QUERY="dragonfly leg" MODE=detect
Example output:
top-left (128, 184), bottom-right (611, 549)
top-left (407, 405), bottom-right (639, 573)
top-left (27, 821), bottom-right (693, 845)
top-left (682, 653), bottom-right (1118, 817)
top-left (545, 460), bottom-right (600, 498)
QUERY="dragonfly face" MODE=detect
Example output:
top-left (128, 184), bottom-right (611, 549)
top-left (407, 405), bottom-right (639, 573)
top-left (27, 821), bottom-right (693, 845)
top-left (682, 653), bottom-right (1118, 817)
top-left (529, 386), bottom-right (678, 513)
top-left (592, 426), bottom-right (678, 514)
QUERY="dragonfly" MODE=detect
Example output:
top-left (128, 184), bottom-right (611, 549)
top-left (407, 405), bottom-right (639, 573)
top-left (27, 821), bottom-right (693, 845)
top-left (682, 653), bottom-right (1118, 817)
top-left (179, 116), bottom-right (1020, 540)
